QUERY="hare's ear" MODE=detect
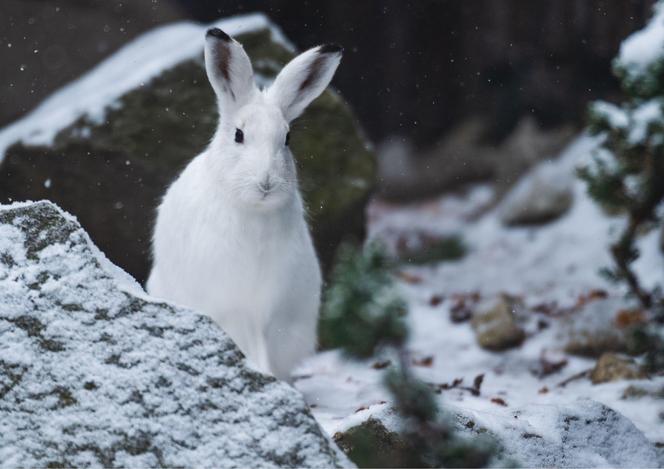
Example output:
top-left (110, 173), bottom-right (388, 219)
top-left (204, 28), bottom-right (255, 114)
top-left (267, 44), bottom-right (342, 122)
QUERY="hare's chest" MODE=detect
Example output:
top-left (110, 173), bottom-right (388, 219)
top-left (189, 216), bottom-right (299, 301)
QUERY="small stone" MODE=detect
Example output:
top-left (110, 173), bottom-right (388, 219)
top-left (590, 353), bottom-right (648, 384)
top-left (471, 294), bottom-right (526, 351)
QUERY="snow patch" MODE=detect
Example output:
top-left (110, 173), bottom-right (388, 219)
top-left (618, 1), bottom-right (664, 75)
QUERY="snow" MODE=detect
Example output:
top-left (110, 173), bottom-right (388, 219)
top-left (618, 1), bottom-right (664, 76)
top-left (591, 101), bottom-right (629, 129)
top-left (629, 98), bottom-right (664, 144)
top-left (295, 134), bottom-right (664, 464)
top-left (0, 13), bottom-right (293, 162)
top-left (0, 201), bottom-right (349, 468)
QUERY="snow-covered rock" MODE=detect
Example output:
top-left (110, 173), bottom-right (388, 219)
top-left (0, 201), bottom-right (349, 468)
top-left (487, 399), bottom-right (663, 467)
top-left (499, 159), bottom-right (574, 226)
top-left (562, 297), bottom-right (632, 357)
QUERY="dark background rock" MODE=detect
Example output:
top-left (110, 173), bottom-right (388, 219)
top-left (0, 0), bottom-right (187, 127)
top-left (377, 117), bottom-right (575, 202)
top-left (0, 200), bottom-right (348, 468)
top-left (0, 27), bottom-right (375, 284)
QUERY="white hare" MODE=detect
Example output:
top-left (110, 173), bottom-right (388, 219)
top-left (147, 27), bottom-right (342, 381)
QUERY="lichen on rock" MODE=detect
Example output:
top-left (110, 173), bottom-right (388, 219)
top-left (0, 200), bottom-right (350, 468)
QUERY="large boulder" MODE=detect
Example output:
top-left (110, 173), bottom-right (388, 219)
top-left (0, 14), bottom-right (375, 284)
top-left (0, 201), bottom-right (350, 468)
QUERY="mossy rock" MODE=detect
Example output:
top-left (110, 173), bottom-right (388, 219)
top-left (0, 28), bottom-right (375, 283)
top-left (333, 418), bottom-right (417, 468)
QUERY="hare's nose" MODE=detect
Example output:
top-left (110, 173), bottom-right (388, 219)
top-left (258, 177), bottom-right (273, 193)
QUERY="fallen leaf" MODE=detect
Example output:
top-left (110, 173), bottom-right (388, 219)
top-left (471, 374), bottom-right (485, 396)
top-left (371, 359), bottom-right (392, 370)
top-left (396, 271), bottom-right (423, 284)
top-left (429, 295), bottom-right (444, 307)
top-left (412, 356), bottom-right (434, 367)
top-left (535, 352), bottom-right (568, 378)
top-left (448, 291), bottom-right (481, 323)
top-left (491, 397), bottom-right (508, 406)
top-left (575, 289), bottom-right (608, 308)
top-left (615, 308), bottom-right (646, 329)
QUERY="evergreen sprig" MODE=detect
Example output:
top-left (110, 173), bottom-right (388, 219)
top-left (319, 242), bottom-right (494, 467)
top-left (580, 1), bottom-right (664, 371)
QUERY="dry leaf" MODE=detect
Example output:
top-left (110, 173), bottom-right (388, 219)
top-left (491, 397), bottom-right (508, 406)
top-left (371, 360), bottom-right (392, 370)
top-left (412, 356), bottom-right (434, 367)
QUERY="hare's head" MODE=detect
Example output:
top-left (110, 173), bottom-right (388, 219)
top-left (204, 28), bottom-right (342, 211)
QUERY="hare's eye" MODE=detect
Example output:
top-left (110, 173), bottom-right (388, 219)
top-left (234, 128), bottom-right (244, 144)
top-left (285, 132), bottom-right (291, 146)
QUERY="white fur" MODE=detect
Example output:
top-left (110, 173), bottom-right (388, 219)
top-left (147, 30), bottom-right (342, 381)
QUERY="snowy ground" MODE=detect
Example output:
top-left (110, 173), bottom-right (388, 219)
top-left (294, 135), bottom-right (664, 451)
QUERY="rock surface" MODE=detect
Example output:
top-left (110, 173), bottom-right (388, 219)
top-left (490, 399), bottom-right (663, 467)
top-left (0, 201), bottom-right (349, 468)
top-left (0, 15), bottom-right (375, 283)
top-left (471, 294), bottom-right (526, 351)
top-left (499, 159), bottom-right (574, 226)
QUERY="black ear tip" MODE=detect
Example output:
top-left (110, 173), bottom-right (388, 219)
top-left (206, 27), bottom-right (231, 41)
top-left (319, 43), bottom-right (343, 54)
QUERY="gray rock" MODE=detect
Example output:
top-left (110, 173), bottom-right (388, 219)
top-left (0, 201), bottom-right (349, 468)
top-left (499, 159), bottom-right (574, 226)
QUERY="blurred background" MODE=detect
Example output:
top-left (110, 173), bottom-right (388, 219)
top-left (0, 0), bottom-right (658, 282)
